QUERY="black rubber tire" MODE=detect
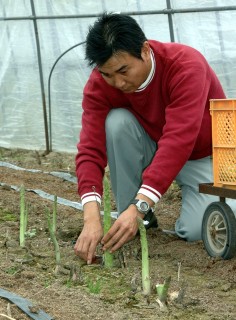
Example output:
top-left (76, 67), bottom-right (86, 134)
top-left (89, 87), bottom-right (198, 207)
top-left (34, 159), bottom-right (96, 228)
top-left (202, 201), bottom-right (236, 259)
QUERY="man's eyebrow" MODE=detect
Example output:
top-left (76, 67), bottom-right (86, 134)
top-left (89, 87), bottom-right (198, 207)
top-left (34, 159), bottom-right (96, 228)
top-left (116, 65), bottom-right (128, 72)
top-left (98, 65), bottom-right (128, 76)
top-left (98, 70), bottom-right (109, 76)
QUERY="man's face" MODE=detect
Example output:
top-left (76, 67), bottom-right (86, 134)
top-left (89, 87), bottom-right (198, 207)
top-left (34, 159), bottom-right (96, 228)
top-left (98, 41), bottom-right (152, 93)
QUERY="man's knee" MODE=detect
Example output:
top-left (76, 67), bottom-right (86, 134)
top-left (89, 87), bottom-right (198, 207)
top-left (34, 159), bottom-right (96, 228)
top-left (105, 108), bottom-right (135, 136)
top-left (175, 218), bottom-right (202, 242)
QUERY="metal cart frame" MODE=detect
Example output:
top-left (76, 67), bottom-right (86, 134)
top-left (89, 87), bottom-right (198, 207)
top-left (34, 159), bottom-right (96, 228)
top-left (199, 183), bottom-right (236, 259)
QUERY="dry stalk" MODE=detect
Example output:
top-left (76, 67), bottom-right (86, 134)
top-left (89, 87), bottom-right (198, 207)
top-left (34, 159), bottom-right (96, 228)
top-left (177, 262), bottom-right (181, 282)
top-left (0, 314), bottom-right (16, 320)
top-left (6, 303), bottom-right (11, 317)
top-left (137, 217), bottom-right (151, 296)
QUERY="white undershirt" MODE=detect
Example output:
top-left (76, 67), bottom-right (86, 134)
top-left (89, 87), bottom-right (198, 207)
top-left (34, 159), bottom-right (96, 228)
top-left (135, 49), bottom-right (156, 92)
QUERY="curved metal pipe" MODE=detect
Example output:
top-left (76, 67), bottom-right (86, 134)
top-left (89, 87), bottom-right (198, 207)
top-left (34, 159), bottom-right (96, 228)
top-left (47, 41), bottom-right (86, 151)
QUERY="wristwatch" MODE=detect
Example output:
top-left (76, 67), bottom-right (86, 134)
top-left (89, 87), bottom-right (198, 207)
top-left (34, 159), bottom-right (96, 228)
top-left (130, 199), bottom-right (150, 215)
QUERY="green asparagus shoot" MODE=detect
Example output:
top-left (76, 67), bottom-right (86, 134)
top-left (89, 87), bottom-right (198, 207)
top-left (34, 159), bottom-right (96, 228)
top-left (52, 195), bottom-right (57, 234)
top-left (25, 203), bottom-right (29, 232)
top-left (156, 276), bottom-right (171, 303)
top-left (103, 175), bottom-right (113, 268)
top-left (46, 204), bottom-right (60, 267)
top-left (138, 217), bottom-right (151, 296)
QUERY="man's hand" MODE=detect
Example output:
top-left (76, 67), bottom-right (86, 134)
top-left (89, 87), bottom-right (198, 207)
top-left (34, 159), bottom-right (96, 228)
top-left (74, 219), bottom-right (103, 264)
top-left (101, 205), bottom-right (142, 253)
top-left (74, 202), bottom-right (103, 264)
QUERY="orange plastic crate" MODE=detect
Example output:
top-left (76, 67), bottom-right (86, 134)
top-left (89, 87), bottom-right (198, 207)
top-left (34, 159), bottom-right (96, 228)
top-left (210, 99), bottom-right (236, 189)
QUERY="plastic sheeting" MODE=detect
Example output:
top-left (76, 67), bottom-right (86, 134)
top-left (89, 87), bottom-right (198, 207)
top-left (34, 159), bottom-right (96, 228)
top-left (0, 287), bottom-right (53, 320)
top-left (0, 160), bottom-right (119, 218)
top-left (0, 0), bottom-right (236, 152)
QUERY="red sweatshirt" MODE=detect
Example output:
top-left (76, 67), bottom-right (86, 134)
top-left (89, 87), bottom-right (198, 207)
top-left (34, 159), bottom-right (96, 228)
top-left (76, 40), bottom-right (225, 206)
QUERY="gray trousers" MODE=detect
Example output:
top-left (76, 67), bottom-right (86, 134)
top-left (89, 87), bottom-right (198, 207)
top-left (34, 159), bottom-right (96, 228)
top-left (105, 108), bottom-right (236, 241)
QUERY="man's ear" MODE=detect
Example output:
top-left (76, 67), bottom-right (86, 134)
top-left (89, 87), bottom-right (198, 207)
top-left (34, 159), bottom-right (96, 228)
top-left (141, 41), bottom-right (151, 62)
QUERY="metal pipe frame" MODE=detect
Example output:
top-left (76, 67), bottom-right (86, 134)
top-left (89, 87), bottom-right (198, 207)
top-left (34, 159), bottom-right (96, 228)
top-left (2, 4), bottom-right (236, 152)
top-left (1, 6), bottom-right (236, 21)
top-left (30, 0), bottom-right (50, 153)
top-left (48, 41), bottom-right (86, 151)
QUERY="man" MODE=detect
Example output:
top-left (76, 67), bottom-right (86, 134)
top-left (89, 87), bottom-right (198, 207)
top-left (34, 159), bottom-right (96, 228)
top-left (74, 12), bottom-right (227, 264)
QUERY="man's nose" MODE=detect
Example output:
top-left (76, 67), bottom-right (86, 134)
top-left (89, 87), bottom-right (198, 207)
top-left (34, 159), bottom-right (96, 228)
top-left (113, 76), bottom-right (125, 89)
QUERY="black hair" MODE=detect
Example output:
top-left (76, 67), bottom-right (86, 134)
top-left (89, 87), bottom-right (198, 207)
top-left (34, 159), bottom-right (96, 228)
top-left (85, 12), bottom-right (147, 67)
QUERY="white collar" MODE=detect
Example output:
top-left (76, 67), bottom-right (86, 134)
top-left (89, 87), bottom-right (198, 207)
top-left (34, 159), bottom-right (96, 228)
top-left (135, 49), bottom-right (155, 92)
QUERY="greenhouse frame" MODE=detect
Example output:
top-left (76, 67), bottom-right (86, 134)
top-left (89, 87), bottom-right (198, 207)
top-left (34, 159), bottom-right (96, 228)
top-left (1, 0), bottom-right (236, 152)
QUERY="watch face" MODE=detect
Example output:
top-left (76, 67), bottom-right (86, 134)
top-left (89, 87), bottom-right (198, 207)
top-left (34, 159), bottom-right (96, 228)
top-left (140, 201), bottom-right (149, 212)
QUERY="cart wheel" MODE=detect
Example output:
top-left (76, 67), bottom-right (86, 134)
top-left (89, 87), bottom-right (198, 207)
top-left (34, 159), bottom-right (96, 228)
top-left (202, 202), bottom-right (236, 259)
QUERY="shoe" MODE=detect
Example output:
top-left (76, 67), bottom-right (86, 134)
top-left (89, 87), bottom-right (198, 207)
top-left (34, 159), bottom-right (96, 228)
top-left (143, 210), bottom-right (158, 229)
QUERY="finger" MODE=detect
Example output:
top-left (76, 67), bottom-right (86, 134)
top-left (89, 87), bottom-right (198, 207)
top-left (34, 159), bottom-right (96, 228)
top-left (74, 238), bottom-right (81, 255)
top-left (86, 241), bottom-right (97, 265)
top-left (107, 232), bottom-right (131, 253)
top-left (101, 223), bottom-right (119, 244)
top-left (102, 226), bottom-right (127, 251)
top-left (105, 223), bottom-right (138, 252)
top-left (74, 237), bottom-right (90, 262)
top-left (102, 226), bottom-right (122, 250)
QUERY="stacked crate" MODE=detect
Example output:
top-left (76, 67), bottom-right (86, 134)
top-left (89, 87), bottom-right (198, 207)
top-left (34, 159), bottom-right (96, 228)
top-left (210, 99), bottom-right (236, 189)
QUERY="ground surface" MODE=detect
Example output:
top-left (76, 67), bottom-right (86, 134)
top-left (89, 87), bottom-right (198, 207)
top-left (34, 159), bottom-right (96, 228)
top-left (0, 147), bottom-right (236, 320)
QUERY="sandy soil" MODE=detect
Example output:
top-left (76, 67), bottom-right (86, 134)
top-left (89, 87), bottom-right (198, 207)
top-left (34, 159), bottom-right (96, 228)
top-left (0, 147), bottom-right (236, 320)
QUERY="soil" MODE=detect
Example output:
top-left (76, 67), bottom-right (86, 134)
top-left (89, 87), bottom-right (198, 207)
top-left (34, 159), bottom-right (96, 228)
top-left (0, 147), bottom-right (236, 320)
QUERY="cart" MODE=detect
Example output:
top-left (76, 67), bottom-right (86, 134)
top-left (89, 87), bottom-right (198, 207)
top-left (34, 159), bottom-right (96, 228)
top-left (199, 183), bottom-right (236, 259)
top-left (199, 99), bottom-right (236, 259)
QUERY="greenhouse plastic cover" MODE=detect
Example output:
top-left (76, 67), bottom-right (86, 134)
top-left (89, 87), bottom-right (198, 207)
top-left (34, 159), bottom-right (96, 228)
top-left (0, 0), bottom-right (236, 153)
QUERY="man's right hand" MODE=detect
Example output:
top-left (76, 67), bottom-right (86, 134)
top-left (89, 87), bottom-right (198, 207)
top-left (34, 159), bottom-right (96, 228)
top-left (74, 202), bottom-right (103, 264)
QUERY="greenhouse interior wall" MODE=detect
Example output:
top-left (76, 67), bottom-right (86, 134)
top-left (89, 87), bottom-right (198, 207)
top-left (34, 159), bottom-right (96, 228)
top-left (0, 0), bottom-right (236, 153)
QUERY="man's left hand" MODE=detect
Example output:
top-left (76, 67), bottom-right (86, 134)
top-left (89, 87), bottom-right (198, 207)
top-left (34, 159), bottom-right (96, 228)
top-left (101, 205), bottom-right (142, 253)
